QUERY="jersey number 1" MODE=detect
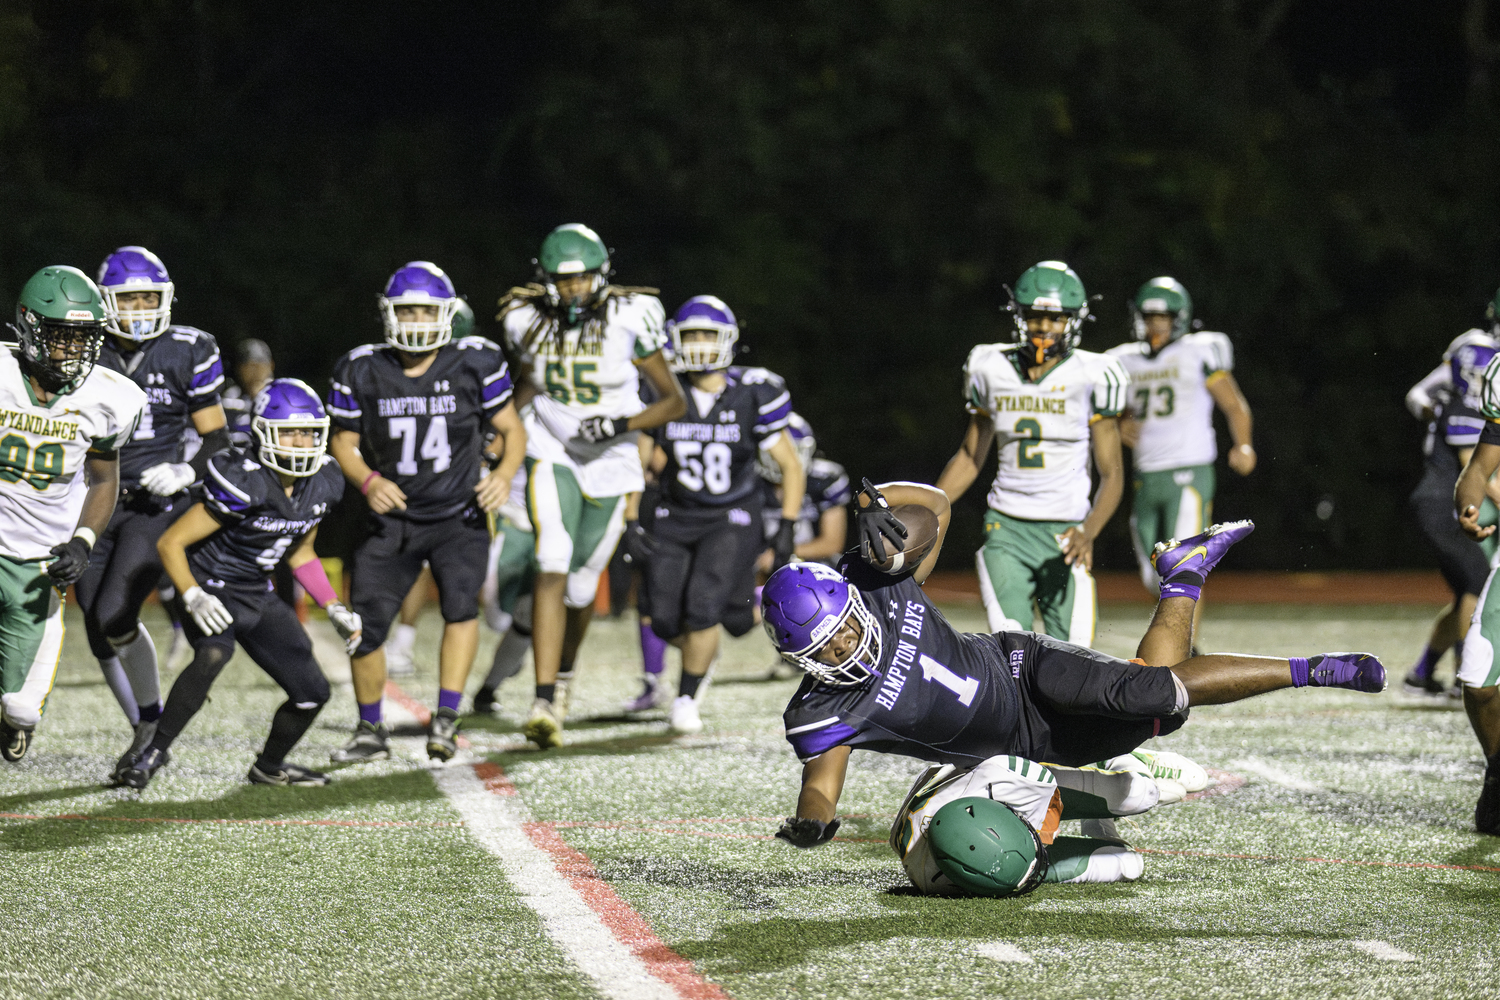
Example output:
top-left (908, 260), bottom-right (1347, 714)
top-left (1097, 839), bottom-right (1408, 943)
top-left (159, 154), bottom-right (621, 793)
top-left (389, 417), bottom-right (452, 476)
top-left (918, 654), bottom-right (978, 707)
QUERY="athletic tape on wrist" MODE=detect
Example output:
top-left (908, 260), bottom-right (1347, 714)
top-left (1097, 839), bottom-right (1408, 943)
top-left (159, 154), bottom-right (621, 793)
top-left (72, 527), bottom-right (96, 549)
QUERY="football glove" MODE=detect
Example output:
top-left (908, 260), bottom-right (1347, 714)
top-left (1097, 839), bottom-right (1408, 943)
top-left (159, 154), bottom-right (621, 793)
top-left (578, 415), bottom-right (627, 444)
top-left (139, 462), bottom-right (196, 496)
top-left (183, 585), bottom-right (234, 635)
top-left (326, 601), bottom-right (363, 655)
top-left (771, 519), bottom-right (797, 570)
top-left (620, 520), bottom-right (655, 566)
top-left (775, 816), bottom-right (840, 849)
top-left (856, 477), bottom-right (907, 566)
top-left (46, 537), bottom-right (92, 587)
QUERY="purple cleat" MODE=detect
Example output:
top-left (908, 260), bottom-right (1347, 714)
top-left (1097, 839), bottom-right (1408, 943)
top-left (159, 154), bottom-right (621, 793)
top-left (1151, 520), bottom-right (1255, 581)
top-left (1304, 652), bottom-right (1387, 693)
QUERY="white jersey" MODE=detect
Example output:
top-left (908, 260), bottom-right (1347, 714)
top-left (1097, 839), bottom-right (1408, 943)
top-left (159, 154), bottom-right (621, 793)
top-left (1107, 331), bottom-right (1233, 473)
top-left (889, 756), bottom-right (1153, 895)
top-left (964, 345), bottom-right (1127, 522)
top-left (504, 293), bottom-right (668, 497)
top-left (0, 348), bottom-right (146, 561)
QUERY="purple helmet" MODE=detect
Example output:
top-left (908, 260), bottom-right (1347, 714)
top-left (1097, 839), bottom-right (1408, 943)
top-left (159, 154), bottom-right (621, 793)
top-left (761, 562), bottom-right (882, 686)
top-left (96, 246), bottom-right (173, 342)
top-left (251, 378), bottom-right (330, 477)
top-left (759, 411), bottom-right (815, 484)
top-left (379, 261), bottom-right (458, 352)
top-left (668, 295), bottom-right (739, 371)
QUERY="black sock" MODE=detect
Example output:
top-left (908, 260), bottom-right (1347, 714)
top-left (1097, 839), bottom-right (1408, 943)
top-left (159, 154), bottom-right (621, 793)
top-left (258, 700), bottom-right (324, 771)
top-left (679, 672), bottom-right (704, 699)
top-left (150, 644), bottom-right (232, 754)
top-left (536, 683), bottom-right (556, 702)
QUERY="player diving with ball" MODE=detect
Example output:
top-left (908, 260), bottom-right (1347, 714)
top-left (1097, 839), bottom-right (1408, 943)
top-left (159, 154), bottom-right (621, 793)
top-left (761, 479), bottom-right (1388, 895)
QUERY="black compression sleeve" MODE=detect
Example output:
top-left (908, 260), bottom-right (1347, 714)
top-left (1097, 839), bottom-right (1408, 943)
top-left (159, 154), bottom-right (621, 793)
top-left (190, 427), bottom-right (232, 480)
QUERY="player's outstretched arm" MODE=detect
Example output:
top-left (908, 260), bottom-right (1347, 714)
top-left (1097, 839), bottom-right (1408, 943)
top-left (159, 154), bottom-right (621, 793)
top-left (777, 744), bottom-right (851, 851)
top-left (935, 413), bottom-right (994, 503)
top-left (1059, 417), bottom-right (1124, 570)
top-left (628, 350), bottom-right (688, 431)
top-left (1457, 442), bottom-right (1500, 539)
top-left (477, 402), bottom-right (527, 512)
top-left (1207, 373), bottom-right (1256, 475)
top-left (864, 481), bottom-right (950, 583)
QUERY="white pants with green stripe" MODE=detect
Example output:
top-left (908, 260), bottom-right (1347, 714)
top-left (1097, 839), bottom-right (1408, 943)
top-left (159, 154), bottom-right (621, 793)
top-left (527, 459), bottom-right (628, 610)
top-left (0, 554), bottom-right (66, 730)
top-left (1460, 565), bottom-right (1500, 689)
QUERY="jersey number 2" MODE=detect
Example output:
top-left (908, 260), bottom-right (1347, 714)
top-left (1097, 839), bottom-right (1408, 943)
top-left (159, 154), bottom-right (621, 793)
top-left (389, 417), bottom-right (452, 476)
top-left (673, 441), bottom-right (732, 494)
top-left (1014, 418), bottom-right (1044, 468)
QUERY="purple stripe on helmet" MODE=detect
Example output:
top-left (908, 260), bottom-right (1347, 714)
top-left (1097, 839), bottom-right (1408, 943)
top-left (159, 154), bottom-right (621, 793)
top-left (256, 378), bottom-right (327, 421)
top-left (788, 722), bottom-right (859, 760)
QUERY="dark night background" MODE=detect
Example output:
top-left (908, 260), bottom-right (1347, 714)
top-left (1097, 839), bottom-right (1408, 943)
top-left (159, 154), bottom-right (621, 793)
top-left (3, 0), bottom-right (1498, 572)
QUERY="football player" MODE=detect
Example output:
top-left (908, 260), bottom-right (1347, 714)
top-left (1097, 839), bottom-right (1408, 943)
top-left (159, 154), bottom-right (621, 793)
top-left (471, 466), bottom-right (539, 716)
top-left (637, 296), bottom-right (804, 733)
top-left (0, 266), bottom-right (147, 761)
top-left (122, 380), bottom-right (356, 789)
top-left (72, 248), bottom-right (231, 780)
top-left (1406, 305), bottom-right (1500, 696)
top-left (1447, 345), bottom-right (1500, 834)
top-left (1107, 278), bottom-right (1255, 611)
top-left (936, 261), bottom-right (1128, 642)
top-left (757, 412), bottom-right (850, 569)
top-left (327, 262), bottom-right (525, 763)
top-left (763, 480), bottom-right (1387, 848)
top-left (498, 224), bottom-right (686, 748)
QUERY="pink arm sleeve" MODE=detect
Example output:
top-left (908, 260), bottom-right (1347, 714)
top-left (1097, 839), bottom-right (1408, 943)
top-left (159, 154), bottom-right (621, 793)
top-left (291, 558), bottom-right (339, 608)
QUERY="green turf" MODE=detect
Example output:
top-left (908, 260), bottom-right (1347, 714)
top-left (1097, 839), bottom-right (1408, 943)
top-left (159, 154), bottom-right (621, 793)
top-left (6, 600), bottom-right (1500, 999)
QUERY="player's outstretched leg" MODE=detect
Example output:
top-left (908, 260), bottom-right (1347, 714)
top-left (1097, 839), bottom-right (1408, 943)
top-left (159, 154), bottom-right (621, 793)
top-left (1136, 520), bottom-right (1254, 665)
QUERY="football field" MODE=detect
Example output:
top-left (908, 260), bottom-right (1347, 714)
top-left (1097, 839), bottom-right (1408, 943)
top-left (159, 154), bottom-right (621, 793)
top-left (7, 598), bottom-right (1500, 1000)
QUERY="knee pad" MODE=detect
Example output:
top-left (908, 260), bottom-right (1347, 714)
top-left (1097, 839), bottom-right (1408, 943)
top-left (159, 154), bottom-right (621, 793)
top-left (106, 625), bottom-right (142, 650)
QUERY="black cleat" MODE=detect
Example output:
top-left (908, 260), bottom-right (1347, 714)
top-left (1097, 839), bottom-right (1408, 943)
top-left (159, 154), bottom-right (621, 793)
top-left (119, 747), bottom-right (168, 790)
top-left (1, 720), bottom-right (31, 762)
top-left (1478, 754), bottom-right (1500, 836)
top-left (471, 686), bottom-right (498, 716)
top-left (330, 721), bottom-right (390, 764)
top-left (427, 707), bottom-right (460, 761)
top-left (1402, 670), bottom-right (1446, 697)
top-left (110, 721), bottom-right (161, 783)
top-left (248, 761), bottom-right (330, 786)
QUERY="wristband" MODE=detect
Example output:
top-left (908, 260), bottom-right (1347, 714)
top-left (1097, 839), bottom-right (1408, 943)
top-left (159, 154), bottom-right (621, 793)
top-left (72, 527), bottom-right (97, 550)
top-left (361, 470), bottom-right (382, 495)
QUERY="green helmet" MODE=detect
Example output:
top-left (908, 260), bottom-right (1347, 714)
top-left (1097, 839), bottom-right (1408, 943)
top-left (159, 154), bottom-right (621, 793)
top-left (1007, 260), bottom-right (1089, 368)
top-left (1485, 287), bottom-right (1500, 334)
top-left (927, 797), bottom-right (1049, 898)
top-left (1132, 276), bottom-right (1193, 348)
top-left (452, 297), bottom-right (475, 340)
top-left (537, 224), bottom-right (611, 327)
top-left (13, 265), bottom-right (108, 393)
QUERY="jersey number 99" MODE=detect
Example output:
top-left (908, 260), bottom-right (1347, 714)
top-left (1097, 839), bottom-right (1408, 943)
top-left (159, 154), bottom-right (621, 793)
top-left (0, 434), bottom-right (65, 490)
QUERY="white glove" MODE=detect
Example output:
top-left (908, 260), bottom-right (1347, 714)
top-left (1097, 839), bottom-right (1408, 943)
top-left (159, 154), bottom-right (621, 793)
top-left (140, 462), bottom-right (196, 496)
top-left (326, 601), bottom-right (363, 655)
top-left (183, 585), bottom-right (233, 635)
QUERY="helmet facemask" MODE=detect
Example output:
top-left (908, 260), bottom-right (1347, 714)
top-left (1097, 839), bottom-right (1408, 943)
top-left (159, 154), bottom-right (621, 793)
top-left (669, 320), bottom-right (738, 372)
top-left (101, 283), bottom-right (174, 343)
top-left (772, 584), bottom-right (884, 687)
top-left (380, 295), bottom-right (458, 353)
top-left (15, 314), bottom-right (104, 393)
top-left (253, 416), bottom-right (329, 477)
top-left (1008, 299), bottom-right (1085, 369)
top-left (542, 267), bottom-right (610, 328)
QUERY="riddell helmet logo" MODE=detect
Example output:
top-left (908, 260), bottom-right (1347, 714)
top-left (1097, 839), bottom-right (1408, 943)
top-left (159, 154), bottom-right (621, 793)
top-left (65, 310), bottom-right (94, 321)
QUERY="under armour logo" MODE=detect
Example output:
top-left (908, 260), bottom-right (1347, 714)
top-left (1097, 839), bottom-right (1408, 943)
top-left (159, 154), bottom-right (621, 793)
top-left (719, 410), bottom-right (736, 422)
top-left (242, 459), bottom-right (259, 471)
top-left (145, 372), bottom-right (166, 386)
top-left (433, 379), bottom-right (451, 392)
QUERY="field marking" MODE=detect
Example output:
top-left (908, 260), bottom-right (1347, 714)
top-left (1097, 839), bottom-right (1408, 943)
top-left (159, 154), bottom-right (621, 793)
top-left (433, 761), bottom-right (727, 1000)
top-left (1229, 758), bottom-right (1324, 793)
top-left (975, 941), bottom-right (1034, 964)
top-left (1137, 846), bottom-right (1500, 874)
top-left (0, 811), bottom-right (458, 829)
top-left (1353, 940), bottom-right (1418, 962)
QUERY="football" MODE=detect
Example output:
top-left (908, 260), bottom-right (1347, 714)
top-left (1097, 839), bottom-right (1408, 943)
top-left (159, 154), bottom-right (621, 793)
top-left (869, 503), bottom-right (941, 574)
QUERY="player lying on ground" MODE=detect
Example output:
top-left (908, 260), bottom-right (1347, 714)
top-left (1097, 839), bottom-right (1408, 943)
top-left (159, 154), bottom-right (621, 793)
top-left (887, 750), bottom-right (1206, 896)
top-left (121, 380), bottom-right (360, 789)
top-left (0, 266), bottom-right (147, 762)
top-left (762, 480), bottom-right (1387, 851)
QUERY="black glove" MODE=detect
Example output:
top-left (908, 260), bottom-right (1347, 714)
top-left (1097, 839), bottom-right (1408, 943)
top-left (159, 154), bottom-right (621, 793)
top-left (775, 816), bottom-right (841, 849)
top-left (579, 415), bottom-right (627, 444)
top-left (856, 477), bottom-right (907, 566)
top-left (621, 520), bottom-right (655, 566)
top-left (771, 519), bottom-right (797, 570)
top-left (47, 537), bottom-right (92, 587)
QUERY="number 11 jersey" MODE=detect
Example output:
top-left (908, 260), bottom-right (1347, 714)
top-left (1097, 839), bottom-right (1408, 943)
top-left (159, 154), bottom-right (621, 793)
top-left (328, 338), bottom-right (514, 522)
top-left (963, 344), bottom-right (1127, 522)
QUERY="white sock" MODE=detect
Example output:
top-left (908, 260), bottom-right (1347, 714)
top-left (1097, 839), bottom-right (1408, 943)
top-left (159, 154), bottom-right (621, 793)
top-left (390, 623), bottom-right (417, 657)
top-left (484, 626), bottom-right (532, 688)
top-left (99, 655), bottom-right (140, 726)
top-left (115, 625), bottom-right (160, 710)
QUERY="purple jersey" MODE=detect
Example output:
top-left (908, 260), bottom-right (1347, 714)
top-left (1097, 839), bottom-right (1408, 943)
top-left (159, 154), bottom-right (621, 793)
top-left (97, 326), bottom-right (224, 487)
top-left (652, 366), bottom-right (792, 508)
top-left (327, 337), bottom-right (513, 521)
top-left (192, 447), bottom-right (344, 586)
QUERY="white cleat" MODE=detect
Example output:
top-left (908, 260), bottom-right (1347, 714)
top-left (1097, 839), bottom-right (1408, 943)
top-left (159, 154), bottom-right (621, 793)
top-left (1153, 777), bottom-right (1188, 805)
top-left (385, 643), bottom-right (415, 678)
top-left (1102, 749), bottom-right (1209, 793)
top-left (670, 695), bottom-right (703, 735)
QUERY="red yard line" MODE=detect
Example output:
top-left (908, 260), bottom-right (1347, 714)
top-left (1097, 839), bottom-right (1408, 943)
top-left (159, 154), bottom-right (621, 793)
top-left (0, 810), bottom-right (458, 829)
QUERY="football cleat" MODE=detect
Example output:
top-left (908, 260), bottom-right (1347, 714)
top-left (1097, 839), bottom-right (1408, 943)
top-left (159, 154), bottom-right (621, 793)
top-left (1101, 749), bottom-right (1211, 793)
top-left (1, 720), bottom-right (32, 762)
top-left (1150, 520), bottom-right (1255, 581)
top-left (249, 762), bottom-right (330, 787)
top-left (1478, 755), bottom-right (1500, 836)
top-left (670, 695), bottom-right (703, 735)
top-left (427, 707), bottom-right (460, 762)
top-left (1402, 670), bottom-right (1446, 697)
top-left (385, 644), bottom-right (415, 678)
top-left (1305, 652), bottom-right (1387, 693)
top-left (553, 672), bottom-right (574, 722)
top-left (524, 699), bottom-right (564, 749)
top-left (622, 676), bottom-right (662, 713)
top-left (119, 747), bottom-right (168, 790)
top-left (471, 686), bottom-right (499, 716)
top-left (110, 721), bottom-right (162, 783)
top-left (329, 721), bottom-right (391, 764)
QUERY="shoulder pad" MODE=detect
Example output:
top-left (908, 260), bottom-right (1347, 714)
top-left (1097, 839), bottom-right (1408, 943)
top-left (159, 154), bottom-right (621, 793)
top-left (1447, 329), bottom-right (1498, 360)
top-left (204, 448), bottom-right (266, 517)
top-left (1104, 341), bottom-right (1145, 358)
top-left (167, 326), bottom-right (211, 343)
top-left (737, 366), bottom-right (783, 386)
top-left (347, 343), bottom-right (382, 360)
top-left (455, 335), bottom-right (502, 352)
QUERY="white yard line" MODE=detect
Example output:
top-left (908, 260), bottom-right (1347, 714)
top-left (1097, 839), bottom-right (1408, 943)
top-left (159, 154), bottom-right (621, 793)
top-left (1353, 940), bottom-right (1417, 962)
top-left (975, 941), bottom-right (1034, 964)
top-left (1229, 758), bottom-right (1325, 793)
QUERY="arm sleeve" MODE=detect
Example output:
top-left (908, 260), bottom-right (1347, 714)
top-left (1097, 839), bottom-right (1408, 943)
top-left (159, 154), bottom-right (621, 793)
top-left (327, 353), bottom-right (362, 433)
top-left (1091, 357), bottom-right (1128, 418)
top-left (1407, 362), bottom-right (1452, 419)
top-left (187, 332), bottom-right (226, 411)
